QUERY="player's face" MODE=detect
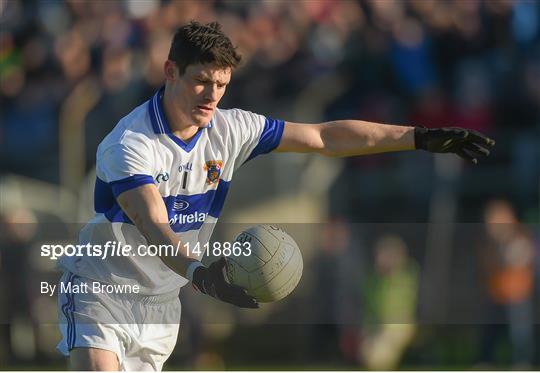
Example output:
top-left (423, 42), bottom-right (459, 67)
top-left (166, 61), bottom-right (231, 128)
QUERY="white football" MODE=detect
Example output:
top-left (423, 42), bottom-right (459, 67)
top-left (225, 225), bottom-right (303, 303)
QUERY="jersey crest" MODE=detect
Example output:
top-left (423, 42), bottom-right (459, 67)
top-left (204, 160), bottom-right (223, 184)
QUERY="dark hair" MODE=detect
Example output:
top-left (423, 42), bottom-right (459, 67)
top-left (168, 21), bottom-right (241, 74)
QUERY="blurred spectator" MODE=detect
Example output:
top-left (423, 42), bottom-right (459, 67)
top-left (478, 199), bottom-right (535, 368)
top-left (0, 209), bottom-right (38, 363)
top-left (84, 45), bottom-right (149, 169)
top-left (358, 234), bottom-right (419, 370)
top-left (308, 218), bottom-right (361, 363)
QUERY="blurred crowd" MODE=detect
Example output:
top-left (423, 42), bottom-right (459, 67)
top-left (1, 0), bottom-right (539, 185)
top-left (0, 0), bottom-right (539, 370)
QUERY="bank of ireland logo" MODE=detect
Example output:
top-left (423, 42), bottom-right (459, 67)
top-left (204, 160), bottom-right (223, 185)
top-left (155, 172), bottom-right (169, 184)
top-left (173, 198), bottom-right (189, 211)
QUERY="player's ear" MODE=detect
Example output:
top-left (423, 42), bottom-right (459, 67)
top-left (164, 60), bottom-right (177, 80)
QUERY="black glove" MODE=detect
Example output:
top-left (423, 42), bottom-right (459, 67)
top-left (414, 127), bottom-right (495, 164)
top-left (192, 257), bottom-right (259, 309)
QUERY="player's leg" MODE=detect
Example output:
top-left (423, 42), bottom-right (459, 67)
top-left (69, 347), bottom-right (120, 371)
top-left (57, 273), bottom-right (125, 370)
top-left (57, 273), bottom-right (182, 371)
top-left (128, 295), bottom-right (181, 371)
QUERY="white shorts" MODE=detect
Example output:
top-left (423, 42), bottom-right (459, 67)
top-left (57, 272), bottom-right (181, 371)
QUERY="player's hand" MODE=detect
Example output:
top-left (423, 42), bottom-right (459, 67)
top-left (192, 257), bottom-right (259, 309)
top-left (414, 127), bottom-right (495, 164)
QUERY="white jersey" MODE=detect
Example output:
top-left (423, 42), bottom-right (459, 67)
top-left (59, 87), bottom-right (284, 295)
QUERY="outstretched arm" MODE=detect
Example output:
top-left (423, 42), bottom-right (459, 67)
top-left (276, 120), bottom-right (495, 163)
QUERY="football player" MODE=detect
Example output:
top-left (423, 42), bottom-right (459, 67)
top-left (57, 21), bottom-right (494, 371)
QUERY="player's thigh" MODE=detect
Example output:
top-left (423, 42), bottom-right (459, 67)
top-left (69, 347), bottom-right (120, 371)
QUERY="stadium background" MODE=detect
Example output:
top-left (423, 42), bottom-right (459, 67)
top-left (0, 0), bottom-right (539, 370)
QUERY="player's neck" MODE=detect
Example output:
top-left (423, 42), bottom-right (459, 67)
top-left (162, 90), bottom-right (199, 142)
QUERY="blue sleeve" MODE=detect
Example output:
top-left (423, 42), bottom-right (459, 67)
top-left (245, 117), bottom-right (285, 163)
top-left (110, 174), bottom-right (155, 198)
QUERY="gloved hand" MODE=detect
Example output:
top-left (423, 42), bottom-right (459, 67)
top-left (192, 257), bottom-right (259, 308)
top-left (414, 127), bottom-right (495, 164)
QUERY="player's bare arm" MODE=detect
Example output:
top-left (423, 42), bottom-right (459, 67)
top-left (116, 184), bottom-right (196, 276)
top-left (117, 185), bottom-right (258, 308)
top-left (277, 120), bottom-right (495, 163)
